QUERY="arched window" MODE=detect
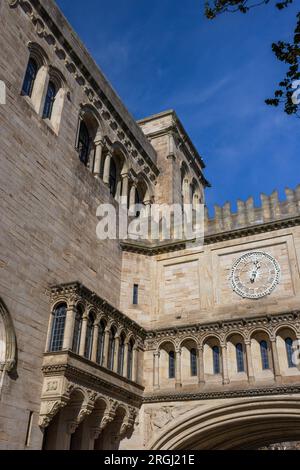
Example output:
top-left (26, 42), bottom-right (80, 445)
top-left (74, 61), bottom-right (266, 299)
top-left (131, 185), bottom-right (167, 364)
top-left (84, 313), bottom-right (94, 360)
top-left (49, 304), bottom-right (67, 352)
top-left (236, 343), bottom-right (245, 373)
top-left (72, 306), bottom-right (83, 354)
top-left (109, 159), bottom-right (117, 197)
top-left (169, 351), bottom-right (176, 379)
top-left (22, 58), bottom-right (38, 97)
top-left (78, 121), bottom-right (91, 166)
top-left (43, 81), bottom-right (57, 119)
top-left (285, 338), bottom-right (295, 368)
top-left (96, 321), bottom-right (105, 366)
top-left (190, 348), bottom-right (197, 377)
top-left (260, 340), bottom-right (270, 370)
top-left (118, 335), bottom-right (125, 376)
top-left (127, 340), bottom-right (134, 380)
top-left (108, 327), bottom-right (116, 370)
top-left (213, 346), bottom-right (220, 375)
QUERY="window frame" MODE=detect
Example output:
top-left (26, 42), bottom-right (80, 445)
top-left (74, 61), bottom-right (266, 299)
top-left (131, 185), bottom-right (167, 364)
top-left (49, 304), bottom-right (67, 353)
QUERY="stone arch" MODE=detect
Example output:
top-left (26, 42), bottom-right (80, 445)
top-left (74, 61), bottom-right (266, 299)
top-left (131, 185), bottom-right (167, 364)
top-left (158, 341), bottom-right (176, 388)
top-left (275, 326), bottom-right (300, 378)
top-left (0, 298), bottom-right (17, 373)
top-left (226, 332), bottom-right (247, 381)
top-left (202, 335), bottom-right (222, 384)
top-left (250, 329), bottom-right (274, 381)
top-left (77, 104), bottom-right (104, 168)
top-left (149, 397), bottom-right (300, 450)
top-left (27, 41), bottom-right (49, 67)
top-left (180, 337), bottom-right (198, 384)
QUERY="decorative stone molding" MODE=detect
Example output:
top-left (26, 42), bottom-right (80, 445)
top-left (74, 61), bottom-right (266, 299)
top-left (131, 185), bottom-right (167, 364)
top-left (0, 298), bottom-right (17, 373)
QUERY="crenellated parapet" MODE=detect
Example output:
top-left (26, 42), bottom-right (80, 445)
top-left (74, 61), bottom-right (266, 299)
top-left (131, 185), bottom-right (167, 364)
top-left (205, 185), bottom-right (300, 237)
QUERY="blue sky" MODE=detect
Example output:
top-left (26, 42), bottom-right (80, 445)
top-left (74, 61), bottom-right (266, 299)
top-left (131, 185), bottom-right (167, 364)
top-left (57, 0), bottom-right (299, 214)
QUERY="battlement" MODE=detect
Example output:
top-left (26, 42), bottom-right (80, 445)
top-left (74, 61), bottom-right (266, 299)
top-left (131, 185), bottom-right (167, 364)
top-left (205, 185), bottom-right (300, 236)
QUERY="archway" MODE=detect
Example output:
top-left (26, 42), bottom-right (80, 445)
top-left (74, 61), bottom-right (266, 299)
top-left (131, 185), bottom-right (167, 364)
top-left (149, 397), bottom-right (300, 450)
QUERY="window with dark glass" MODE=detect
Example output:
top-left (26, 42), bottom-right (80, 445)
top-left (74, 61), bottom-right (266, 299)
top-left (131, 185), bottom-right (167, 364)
top-left (96, 321), bottom-right (105, 366)
top-left (133, 284), bottom-right (139, 305)
top-left (169, 351), bottom-right (176, 379)
top-left (127, 340), bottom-right (134, 380)
top-left (72, 307), bottom-right (83, 354)
top-left (236, 343), bottom-right (245, 373)
top-left (190, 348), bottom-right (197, 377)
top-left (22, 58), bottom-right (38, 97)
top-left (118, 335), bottom-right (125, 375)
top-left (109, 159), bottom-right (117, 197)
top-left (108, 327), bottom-right (116, 370)
top-left (84, 313), bottom-right (94, 360)
top-left (260, 340), bottom-right (270, 370)
top-left (49, 304), bottom-right (67, 352)
top-left (213, 346), bottom-right (220, 374)
top-left (78, 121), bottom-right (90, 166)
top-left (285, 337), bottom-right (295, 368)
top-left (43, 81), bottom-right (56, 120)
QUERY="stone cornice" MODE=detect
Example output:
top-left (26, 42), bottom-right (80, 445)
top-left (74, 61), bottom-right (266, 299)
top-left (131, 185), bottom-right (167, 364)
top-left (120, 215), bottom-right (300, 255)
top-left (143, 384), bottom-right (300, 404)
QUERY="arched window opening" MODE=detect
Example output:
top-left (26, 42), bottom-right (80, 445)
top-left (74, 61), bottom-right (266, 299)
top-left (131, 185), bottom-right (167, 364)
top-left (78, 121), bottom-right (91, 166)
top-left (285, 338), bottom-right (296, 368)
top-left (49, 304), bottom-right (67, 352)
top-left (84, 313), bottom-right (94, 360)
top-left (108, 327), bottom-right (116, 370)
top-left (72, 306), bottom-right (83, 354)
top-left (236, 343), bottom-right (245, 373)
top-left (213, 346), bottom-right (220, 375)
top-left (118, 335), bottom-right (125, 376)
top-left (260, 340), bottom-right (270, 370)
top-left (190, 348), bottom-right (197, 377)
top-left (109, 159), bottom-right (117, 197)
top-left (43, 81), bottom-right (57, 120)
top-left (169, 351), bottom-right (176, 379)
top-left (22, 58), bottom-right (38, 97)
top-left (127, 340), bottom-right (134, 380)
top-left (96, 321), bottom-right (105, 366)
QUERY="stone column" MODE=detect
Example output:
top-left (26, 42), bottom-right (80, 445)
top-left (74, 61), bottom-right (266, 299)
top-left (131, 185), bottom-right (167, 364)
top-left (103, 327), bottom-right (111, 368)
top-left (123, 341), bottom-right (129, 378)
top-left (103, 152), bottom-right (112, 185)
top-left (153, 351), bottom-right (160, 390)
top-left (121, 173), bottom-right (129, 203)
top-left (221, 345), bottom-right (230, 385)
top-left (271, 338), bottom-right (282, 383)
top-left (129, 184), bottom-right (137, 215)
top-left (175, 348), bottom-right (182, 390)
top-left (197, 346), bottom-right (205, 386)
top-left (132, 347), bottom-right (138, 383)
top-left (93, 139), bottom-right (104, 179)
top-left (245, 340), bottom-right (255, 384)
top-left (113, 335), bottom-right (120, 374)
top-left (91, 322), bottom-right (99, 363)
top-left (63, 304), bottom-right (77, 350)
top-left (79, 315), bottom-right (88, 357)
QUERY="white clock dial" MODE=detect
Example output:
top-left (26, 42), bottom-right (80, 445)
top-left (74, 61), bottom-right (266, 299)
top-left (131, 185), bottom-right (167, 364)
top-left (230, 251), bottom-right (281, 299)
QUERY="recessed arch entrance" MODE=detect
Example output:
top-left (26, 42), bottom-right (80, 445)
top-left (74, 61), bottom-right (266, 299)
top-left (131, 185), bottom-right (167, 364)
top-left (149, 397), bottom-right (300, 450)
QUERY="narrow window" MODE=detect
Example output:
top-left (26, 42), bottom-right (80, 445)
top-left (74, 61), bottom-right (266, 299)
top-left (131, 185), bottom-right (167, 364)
top-left (190, 348), bottom-right (197, 377)
top-left (22, 58), bottom-right (38, 97)
top-left (72, 307), bottom-right (83, 354)
top-left (96, 321), bottom-right (105, 366)
top-left (25, 411), bottom-right (34, 447)
top-left (108, 327), bottom-right (116, 370)
top-left (118, 335), bottom-right (125, 375)
top-left (43, 81), bottom-right (56, 119)
top-left (49, 304), bottom-right (66, 352)
top-left (127, 340), bottom-right (134, 380)
top-left (236, 343), bottom-right (245, 373)
top-left (109, 158), bottom-right (117, 197)
top-left (213, 346), bottom-right (220, 375)
top-left (84, 313), bottom-right (94, 360)
top-left (133, 284), bottom-right (139, 305)
top-left (78, 120), bottom-right (90, 166)
top-left (260, 340), bottom-right (270, 370)
top-left (285, 338), bottom-right (295, 368)
top-left (169, 351), bottom-right (175, 379)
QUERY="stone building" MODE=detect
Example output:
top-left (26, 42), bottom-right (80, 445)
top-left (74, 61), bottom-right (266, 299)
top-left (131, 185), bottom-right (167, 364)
top-left (1, 0), bottom-right (300, 450)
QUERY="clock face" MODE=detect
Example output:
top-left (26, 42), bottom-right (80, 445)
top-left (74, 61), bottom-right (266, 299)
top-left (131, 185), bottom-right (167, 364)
top-left (230, 251), bottom-right (281, 300)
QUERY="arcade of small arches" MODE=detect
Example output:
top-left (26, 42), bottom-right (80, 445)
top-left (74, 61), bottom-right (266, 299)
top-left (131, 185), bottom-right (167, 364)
top-left (181, 161), bottom-right (204, 210)
top-left (149, 322), bottom-right (300, 391)
top-left (47, 301), bottom-right (141, 384)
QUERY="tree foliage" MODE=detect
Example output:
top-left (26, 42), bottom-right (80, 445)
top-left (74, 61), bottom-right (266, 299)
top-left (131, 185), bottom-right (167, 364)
top-left (205, 0), bottom-right (300, 117)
